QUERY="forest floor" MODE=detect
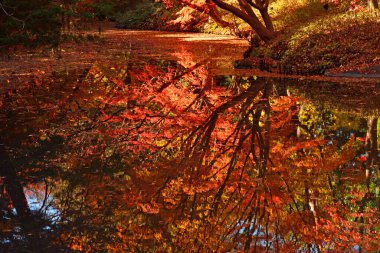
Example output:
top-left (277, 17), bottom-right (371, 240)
top-left (254, 10), bottom-right (380, 76)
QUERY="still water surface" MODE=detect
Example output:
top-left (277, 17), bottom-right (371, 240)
top-left (0, 31), bottom-right (379, 252)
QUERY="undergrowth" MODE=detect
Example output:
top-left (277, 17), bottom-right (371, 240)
top-left (115, 2), bottom-right (180, 30)
top-left (254, 1), bottom-right (380, 73)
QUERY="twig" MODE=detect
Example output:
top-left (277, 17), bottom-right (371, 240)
top-left (0, 2), bottom-right (25, 29)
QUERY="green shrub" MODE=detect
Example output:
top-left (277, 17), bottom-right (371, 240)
top-left (115, 2), bottom-right (180, 30)
top-left (116, 2), bottom-right (160, 29)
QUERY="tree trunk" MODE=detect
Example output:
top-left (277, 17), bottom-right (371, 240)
top-left (259, 9), bottom-right (274, 32)
top-left (368, 0), bottom-right (379, 11)
top-left (211, 0), bottom-right (276, 42)
top-left (0, 142), bottom-right (30, 218)
top-left (365, 116), bottom-right (379, 212)
top-left (365, 116), bottom-right (378, 190)
top-left (252, 22), bottom-right (276, 42)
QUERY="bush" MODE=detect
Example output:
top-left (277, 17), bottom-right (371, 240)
top-left (115, 2), bottom-right (180, 30)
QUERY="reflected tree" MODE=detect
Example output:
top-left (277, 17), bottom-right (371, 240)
top-left (1, 55), bottom-right (379, 252)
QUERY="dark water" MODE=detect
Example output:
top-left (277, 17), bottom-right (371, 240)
top-left (0, 31), bottom-right (379, 252)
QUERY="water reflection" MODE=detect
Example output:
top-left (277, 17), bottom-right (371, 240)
top-left (25, 182), bottom-right (60, 222)
top-left (1, 37), bottom-right (379, 252)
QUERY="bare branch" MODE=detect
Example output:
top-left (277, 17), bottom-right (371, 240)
top-left (0, 2), bottom-right (25, 29)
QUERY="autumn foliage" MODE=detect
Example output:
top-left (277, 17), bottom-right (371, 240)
top-left (160, 0), bottom-right (276, 42)
top-left (12, 56), bottom-right (374, 251)
top-left (1, 29), bottom-right (379, 252)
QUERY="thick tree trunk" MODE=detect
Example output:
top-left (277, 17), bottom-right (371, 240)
top-left (211, 0), bottom-right (276, 42)
top-left (252, 23), bottom-right (276, 42)
top-left (0, 142), bottom-right (30, 218)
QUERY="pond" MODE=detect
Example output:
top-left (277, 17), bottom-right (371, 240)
top-left (1, 30), bottom-right (379, 252)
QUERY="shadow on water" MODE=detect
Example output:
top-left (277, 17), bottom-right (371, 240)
top-left (0, 32), bottom-right (379, 252)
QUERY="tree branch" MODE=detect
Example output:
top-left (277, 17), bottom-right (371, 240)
top-left (0, 2), bottom-right (25, 29)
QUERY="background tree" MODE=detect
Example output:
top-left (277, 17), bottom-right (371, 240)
top-left (162, 0), bottom-right (276, 42)
top-left (0, 0), bottom-right (61, 47)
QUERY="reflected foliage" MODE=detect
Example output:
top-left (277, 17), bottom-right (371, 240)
top-left (1, 44), bottom-right (379, 252)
